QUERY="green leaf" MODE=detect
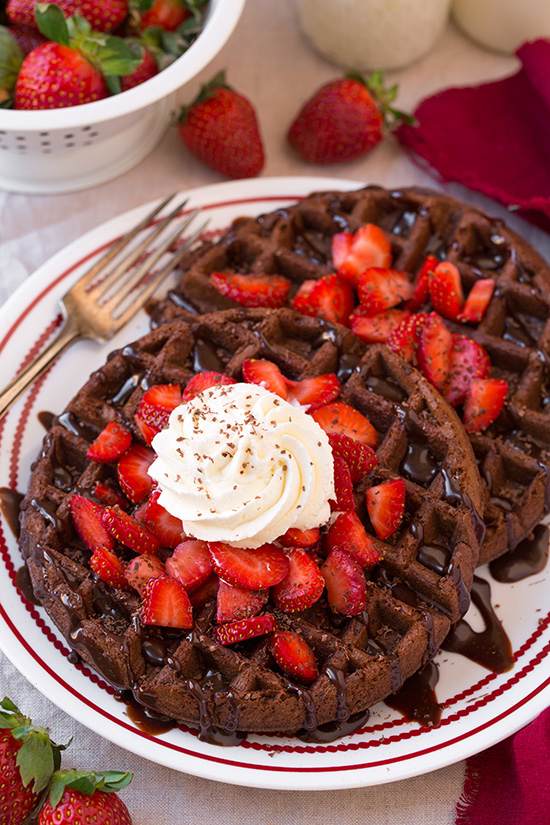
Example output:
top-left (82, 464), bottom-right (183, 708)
top-left (16, 731), bottom-right (56, 793)
top-left (95, 36), bottom-right (142, 76)
top-left (48, 770), bottom-right (133, 809)
top-left (0, 697), bottom-right (29, 730)
top-left (35, 4), bottom-right (70, 47)
top-left (0, 28), bottom-right (22, 91)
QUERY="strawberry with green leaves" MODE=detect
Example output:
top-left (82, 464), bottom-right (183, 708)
top-left (178, 70), bottom-right (264, 179)
top-left (38, 770), bottom-right (133, 825)
top-left (7, 0), bottom-right (129, 34)
top-left (0, 697), bottom-right (66, 825)
top-left (13, 4), bottom-right (141, 109)
top-left (287, 70), bottom-right (413, 164)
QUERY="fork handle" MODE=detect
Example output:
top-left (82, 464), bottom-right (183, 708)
top-left (0, 317), bottom-right (83, 421)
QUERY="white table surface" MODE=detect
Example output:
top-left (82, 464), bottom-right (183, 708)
top-left (1, 1), bottom-right (549, 822)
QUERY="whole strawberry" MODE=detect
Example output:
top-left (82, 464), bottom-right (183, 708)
top-left (13, 4), bottom-right (140, 109)
top-left (38, 770), bottom-right (133, 825)
top-left (0, 697), bottom-right (65, 825)
top-left (120, 41), bottom-right (157, 90)
top-left (287, 70), bottom-right (412, 164)
top-left (7, 0), bottom-right (129, 34)
top-left (178, 70), bottom-right (264, 179)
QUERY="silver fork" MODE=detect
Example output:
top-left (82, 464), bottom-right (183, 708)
top-left (0, 194), bottom-right (207, 420)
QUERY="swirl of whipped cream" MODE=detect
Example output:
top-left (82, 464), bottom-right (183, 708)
top-left (148, 383), bottom-right (335, 548)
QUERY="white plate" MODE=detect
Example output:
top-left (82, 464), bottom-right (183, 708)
top-left (1, 176), bottom-right (550, 791)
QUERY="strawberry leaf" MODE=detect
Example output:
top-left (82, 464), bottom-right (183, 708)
top-left (48, 770), bottom-right (133, 809)
top-left (35, 3), bottom-right (70, 47)
top-left (0, 26), bottom-right (23, 92)
top-left (96, 37), bottom-right (143, 77)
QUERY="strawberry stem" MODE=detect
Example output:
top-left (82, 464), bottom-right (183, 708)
top-left (346, 69), bottom-right (415, 131)
top-left (48, 770), bottom-right (133, 809)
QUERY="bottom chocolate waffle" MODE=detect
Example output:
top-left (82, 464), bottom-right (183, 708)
top-left (157, 184), bottom-right (550, 566)
top-left (19, 308), bottom-right (483, 735)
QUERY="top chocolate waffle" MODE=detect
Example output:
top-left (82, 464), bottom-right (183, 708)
top-left (155, 185), bottom-right (550, 565)
top-left (19, 307), bottom-right (482, 736)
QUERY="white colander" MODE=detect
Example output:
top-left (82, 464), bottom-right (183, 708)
top-left (0, 0), bottom-right (246, 194)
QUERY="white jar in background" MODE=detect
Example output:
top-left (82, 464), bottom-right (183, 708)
top-left (297, 0), bottom-right (452, 72)
top-left (453, 0), bottom-right (550, 54)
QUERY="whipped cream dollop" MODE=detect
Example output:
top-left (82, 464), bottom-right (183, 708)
top-left (148, 383), bottom-right (335, 548)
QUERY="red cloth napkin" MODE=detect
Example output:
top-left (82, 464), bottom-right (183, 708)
top-left (396, 39), bottom-right (550, 232)
top-left (455, 706), bottom-right (550, 824)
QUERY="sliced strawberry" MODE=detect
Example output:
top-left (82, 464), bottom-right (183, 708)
top-left (141, 575), bottom-right (193, 629)
top-left (216, 579), bottom-right (268, 623)
top-left (278, 526), bottom-right (320, 548)
top-left (242, 358), bottom-right (288, 399)
top-left (444, 335), bottom-right (491, 407)
top-left (138, 384), bottom-right (182, 431)
top-left (458, 278), bottom-right (495, 323)
top-left (125, 554), bottom-right (165, 596)
top-left (404, 254), bottom-right (438, 311)
top-left (165, 538), bottom-right (212, 593)
top-left (69, 493), bottom-right (114, 553)
top-left (356, 268), bottom-right (413, 315)
top-left (182, 371), bottom-right (237, 402)
top-left (463, 378), bottom-right (508, 434)
top-left (134, 413), bottom-right (160, 446)
top-left (330, 455), bottom-right (355, 511)
top-left (327, 433), bottom-right (379, 483)
top-left (189, 573), bottom-right (219, 609)
top-left (337, 224), bottom-right (392, 284)
top-left (290, 279), bottom-right (317, 316)
top-left (210, 272), bottom-right (291, 308)
top-left (117, 443), bottom-right (155, 503)
top-left (270, 630), bottom-right (319, 683)
top-left (327, 509), bottom-right (383, 568)
top-left (101, 505), bottom-right (160, 555)
top-left (86, 421), bottom-right (132, 463)
top-left (285, 373), bottom-right (341, 411)
top-left (90, 546), bottom-right (129, 590)
top-left (305, 273), bottom-right (355, 325)
top-left (350, 307), bottom-right (411, 343)
top-left (321, 547), bottom-right (367, 616)
top-left (331, 231), bottom-right (352, 270)
top-left (208, 542), bottom-right (290, 590)
top-left (271, 546), bottom-right (325, 612)
top-left (310, 401), bottom-right (378, 447)
top-left (144, 490), bottom-right (184, 548)
top-left (365, 479), bottom-right (406, 540)
top-left (212, 614), bottom-right (276, 645)
top-left (429, 261), bottom-right (464, 321)
top-left (92, 481), bottom-right (129, 509)
top-left (386, 312), bottom-right (430, 362)
top-left (416, 312), bottom-right (453, 392)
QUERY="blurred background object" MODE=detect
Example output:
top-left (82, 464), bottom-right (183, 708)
top-left (453, 0), bottom-right (550, 54)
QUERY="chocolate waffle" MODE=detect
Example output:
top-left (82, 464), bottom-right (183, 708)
top-left (19, 307), bottom-right (483, 736)
top-left (156, 185), bottom-right (550, 565)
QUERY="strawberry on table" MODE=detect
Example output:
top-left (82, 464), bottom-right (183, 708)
top-left (86, 421), bottom-right (132, 463)
top-left (117, 443), bottom-right (155, 503)
top-left (321, 546), bottom-right (367, 616)
top-left (311, 401), bottom-right (378, 447)
top-left (415, 312), bottom-right (453, 392)
top-left (365, 478), bottom-right (406, 540)
top-left (327, 432), bottom-right (379, 483)
top-left (429, 261), bottom-right (464, 321)
top-left (216, 580), bottom-right (268, 624)
top-left (90, 546), bottom-right (130, 590)
top-left (287, 70), bottom-right (412, 164)
top-left (271, 546), bottom-right (325, 612)
top-left (38, 770), bottom-right (133, 825)
top-left (458, 278), bottom-right (495, 323)
top-left (270, 630), bottom-right (319, 684)
top-left (210, 272), bottom-right (291, 308)
top-left (208, 542), bottom-right (290, 591)
top-left (101, 505), bottom-right (160, 555)
top-left (444, 335), bottom-right (491, 408)
top-left (141, 575), bottom-right (193, 628)
top-left (165, 538), bottom-right (212, 593)
top-left (69, 493), bottom-right (114, 553)
top-left (182, 370), bottom-right (236, 402)
top-left (356, 267), bottom-right (413, 315)
top-left (0, 697), bottom-right (64, 825)
top-left (350, 307), bottom-right (411, 344)
top-left (178, 70), bottom-right (264, 179)
top-left (327, 509), bottom-right (383, 568)
top-left (212, 614), bottom-right (276, 646)
top-left (335, 223), bottom-right (393, 284)
top-left (463, 378), bottom-right (508, 434)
